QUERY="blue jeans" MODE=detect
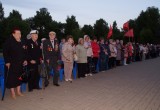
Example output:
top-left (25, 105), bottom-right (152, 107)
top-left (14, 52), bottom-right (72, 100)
top-left (99, 55), bottom-right (109, 71)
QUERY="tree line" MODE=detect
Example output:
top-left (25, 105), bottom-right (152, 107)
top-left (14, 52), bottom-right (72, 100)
top-left (0, 2), bottom-right (160, 49)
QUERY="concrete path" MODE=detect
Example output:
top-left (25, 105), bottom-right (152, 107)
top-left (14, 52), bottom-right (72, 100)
top-left (0, 58), bottom-right (160, 110)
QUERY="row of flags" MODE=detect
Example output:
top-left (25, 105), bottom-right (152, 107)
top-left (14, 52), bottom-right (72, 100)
top-left (106, 21), bottom-right (134, 39)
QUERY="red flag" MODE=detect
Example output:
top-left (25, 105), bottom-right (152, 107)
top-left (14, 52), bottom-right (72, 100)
top-left (107, 25), bottom-right (113, 39)
top-left (123, 21), bottom-right (129, 30)
top-left (124, 29), bottom-right (134, 37)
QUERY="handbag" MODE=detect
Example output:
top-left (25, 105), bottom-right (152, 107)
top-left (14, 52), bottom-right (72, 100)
top-left (74, 54), bottom-right (78, 61)
top-left (18, 66), bottom-right (31, 83)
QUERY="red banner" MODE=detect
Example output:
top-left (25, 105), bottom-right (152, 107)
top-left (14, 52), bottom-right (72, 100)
top-left (123, 21), bottom-right (129, 31)
top-left (124, 29), bottom-right (134, 37)
top-left (107, 25), bottom-right (113, 39)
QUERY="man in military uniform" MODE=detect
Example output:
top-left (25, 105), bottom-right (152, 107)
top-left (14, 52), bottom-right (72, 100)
top-left (43, 31), bottom-right (60, 86)
top-left (26, 30), bottom-right (42, 91)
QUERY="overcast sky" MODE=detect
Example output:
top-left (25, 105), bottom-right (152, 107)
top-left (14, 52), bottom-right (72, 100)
top-left (1, 0), bottom-right (160, 28)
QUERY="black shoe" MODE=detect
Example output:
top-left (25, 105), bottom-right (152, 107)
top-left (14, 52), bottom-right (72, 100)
top-left (92, 71), bottom-right (98, 74)
top-left (53, 83), bottom-right (60, 86)
top-left (29, 89), bottom-right (33, 92)
top-left (36, 87), bottom-right (42, 90)
top-left (44, 80), bottom-right (49, 87)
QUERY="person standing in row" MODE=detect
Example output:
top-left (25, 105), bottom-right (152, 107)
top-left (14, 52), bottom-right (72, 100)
top-left (120, 40), bottom-right (124, 65)
top-left (84, 35), bottom-right (93, 76)
top-left (62, 35), bottom-right (74, 82)
top-left (91, 37), bottom-right (100, 73)
top-left (116, 39), bottom-right (122, 66)
top-left (43, 31), bottom-right (60, 86)
top-left (128, 42), bottom-right (133, 64)
top-left (76, 38), bottom-right (87, 78)
top-left (124, 43), bottom-right (128, 65)
top-left (99, 38), bottom-right (108, 72)
top-left (59, 38), bottom-right (66, 59)
top-left (3, 28), bottom-right (27, 99)
top-left (109, 39), bottom-right (117, 69)
top-left (26, 30), bottom-right (42, 92)
top-left (105, 41), bottom-right (110, 70)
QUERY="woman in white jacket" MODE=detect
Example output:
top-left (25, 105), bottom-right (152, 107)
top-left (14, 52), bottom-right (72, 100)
top-left (84, 35), bottom-right (93, 76)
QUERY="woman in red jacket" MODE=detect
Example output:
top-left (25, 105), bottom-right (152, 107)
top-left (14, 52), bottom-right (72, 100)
top-left (128, 42), bottom-right (133, 64)
top-left (124, 43), bottom-right (128, 65)
top-left (91, 37), bottom-right (100, 73)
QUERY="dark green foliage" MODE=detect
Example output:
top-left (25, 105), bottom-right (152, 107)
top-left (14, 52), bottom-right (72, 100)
top-left (0, 3), bottom-right (160, 50)
top-left (93, 18), bottom-right (109, 39)
top-left (0, 2), bottom-right (4, 21)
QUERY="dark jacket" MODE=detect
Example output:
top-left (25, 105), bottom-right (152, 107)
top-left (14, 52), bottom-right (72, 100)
top-left (3, 36), bottom-right (27, 88)
top-left (43, 39), bottom-right (60, 62)
top-left (26, 39), bottom-right (42, 66)
top-left (99, 43), bottom-right (110, 57)
top-left (3, 36), bottom-right (27, 64)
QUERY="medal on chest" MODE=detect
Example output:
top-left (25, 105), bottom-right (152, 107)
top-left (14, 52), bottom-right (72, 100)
top-left (55, 43), bottom-right (58, 51)
top-left (48, 45), bottom-right (52, 51)
top-left (23, 45), bottom-right (28, 50)
top-left (31, 44), bottom-right (34, 48)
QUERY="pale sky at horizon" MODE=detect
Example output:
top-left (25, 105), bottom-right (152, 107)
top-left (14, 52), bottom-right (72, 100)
top-left (1, 0), bottom-right (160, 28)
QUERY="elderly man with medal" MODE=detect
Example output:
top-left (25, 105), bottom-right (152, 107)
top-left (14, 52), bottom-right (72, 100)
top-left (26, 30), bottom-right (42, 92)
top-left (43, 31), bottom-right (60, 87)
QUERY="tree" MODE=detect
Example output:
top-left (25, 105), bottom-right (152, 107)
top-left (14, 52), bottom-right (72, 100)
top-left (93, 18), bottom-right (108, 39)
top-left (64, 15), bottom-right (80, 41)
top-left (71, 28), bottom-right (83, 43)
top-left (112, 21), bottom-right (121, 39)
top-left (65, 15), bottom-right (79, 35)
top-left (0, 2), bottom-right (4, 48)
top-left (135, 7), bottom-right (160, 43)
top-left (25, 17), bottom-right (35, 29)
top-left (8, 10), bottom-right (22, 20)
top-left (3, 10), bottom-right (30, 40)
top-left (140, 28), bottom-right (153, 43)
top-left (33, 8), bottom-right (53, 39)
top-left (0, 2), bottom-right (4, 21)
top-left (81, 25), bottom-right (94, 37)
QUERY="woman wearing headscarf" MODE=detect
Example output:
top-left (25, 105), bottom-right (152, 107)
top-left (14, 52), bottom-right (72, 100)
top-left (84, 35), bottom-right (93, 76)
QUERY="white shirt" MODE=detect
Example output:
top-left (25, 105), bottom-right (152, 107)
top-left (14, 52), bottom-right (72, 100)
top-left (51, 40), bottom-right (54, 48)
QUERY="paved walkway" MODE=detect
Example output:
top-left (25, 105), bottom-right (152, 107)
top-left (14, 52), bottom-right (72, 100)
top-left (0, 58), bottom-right (160, 110)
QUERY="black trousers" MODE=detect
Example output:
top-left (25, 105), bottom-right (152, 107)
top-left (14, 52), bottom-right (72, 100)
top-left (86, 57), bottom-right (92, 74)
top-left (127, 56), bottom-right (132, 64)
top-left (109, 57), bottom-right (116, 69)
top-left (77, 63), bottom-right (87, 78)
top-left (92, 57), bottom-right (98, 72)
top-left (116, 60), bottom-right (121, 66)
top-left (28, 65), bottom-right (40, 91)
top-left (46, 62), bottom-right (59, 84)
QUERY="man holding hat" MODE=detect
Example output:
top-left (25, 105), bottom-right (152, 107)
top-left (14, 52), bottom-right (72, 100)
top-left (26, 30), bottom-right (42, 92)
top-left (43, 31), bottom-right (60, 86)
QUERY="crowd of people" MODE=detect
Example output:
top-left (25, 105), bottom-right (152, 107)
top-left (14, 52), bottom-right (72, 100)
top-left (2, 28), bottom-right (160, 99)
